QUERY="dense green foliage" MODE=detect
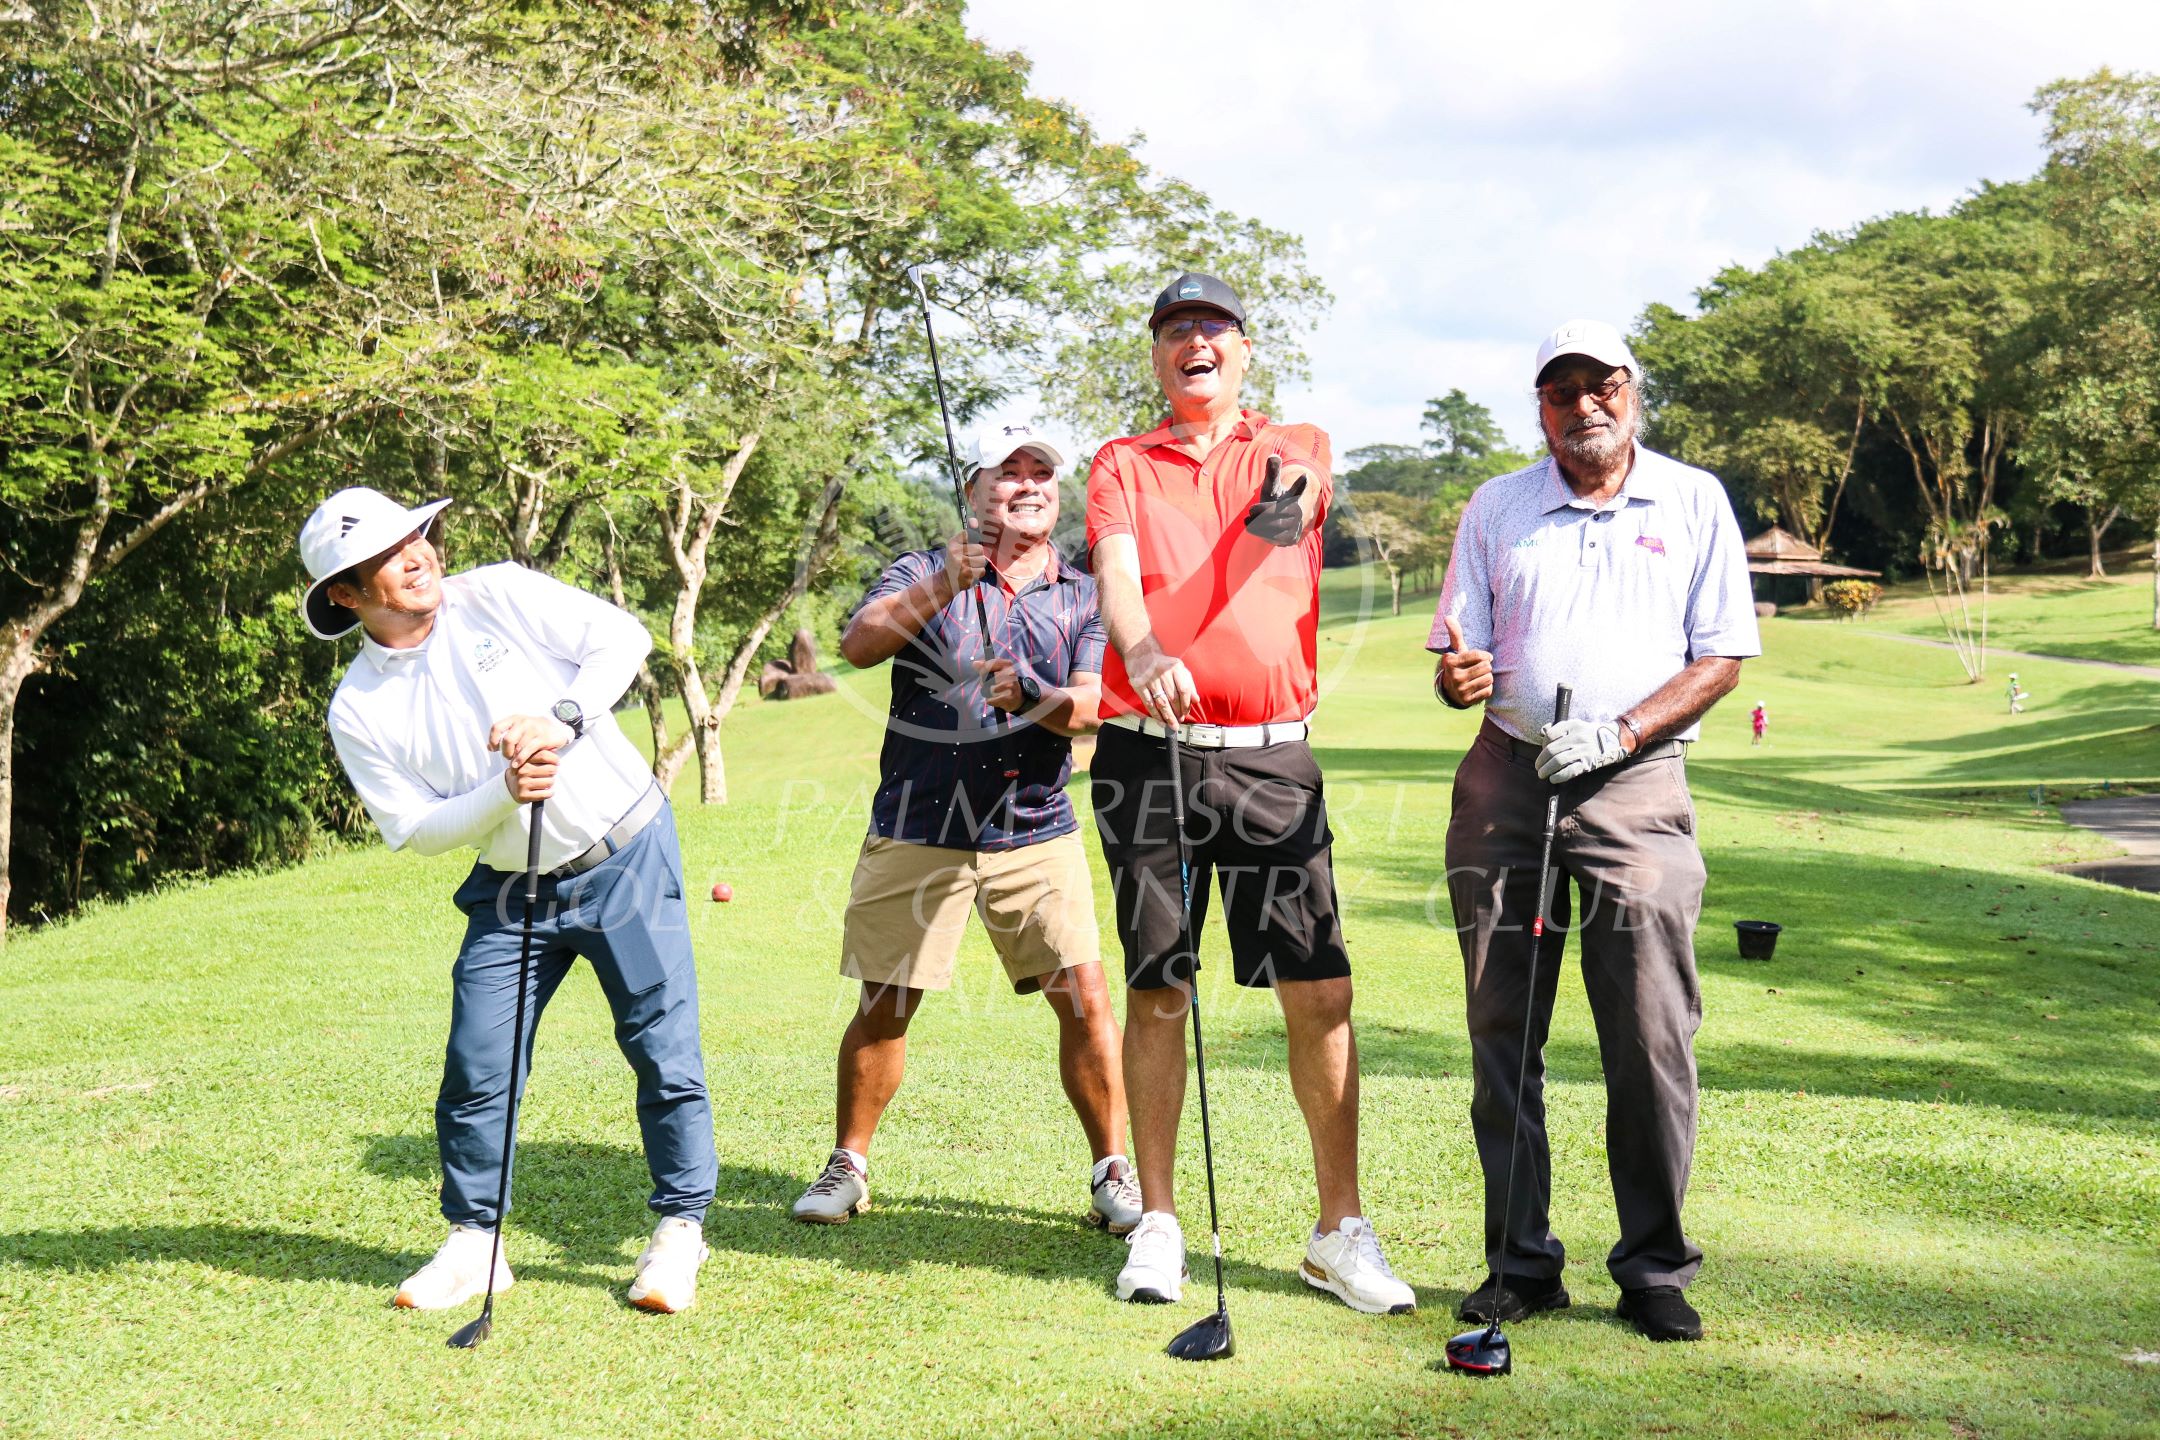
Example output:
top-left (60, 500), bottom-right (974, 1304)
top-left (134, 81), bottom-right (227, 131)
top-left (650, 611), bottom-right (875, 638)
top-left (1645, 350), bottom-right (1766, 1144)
top-left (0, 0), bottom-right (1324, 926)
top-left (1637, 72), bottom-right (2160, 602)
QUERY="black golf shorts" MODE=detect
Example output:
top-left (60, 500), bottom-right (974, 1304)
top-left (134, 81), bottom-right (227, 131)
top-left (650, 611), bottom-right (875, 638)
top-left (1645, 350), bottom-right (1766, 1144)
top-left (1089, 723), bottom-right (1352, 991)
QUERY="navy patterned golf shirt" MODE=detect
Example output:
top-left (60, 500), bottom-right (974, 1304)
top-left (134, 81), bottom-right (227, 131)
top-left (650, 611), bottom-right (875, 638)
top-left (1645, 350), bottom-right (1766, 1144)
top-left (857, 547), bottom-right (1106, 851)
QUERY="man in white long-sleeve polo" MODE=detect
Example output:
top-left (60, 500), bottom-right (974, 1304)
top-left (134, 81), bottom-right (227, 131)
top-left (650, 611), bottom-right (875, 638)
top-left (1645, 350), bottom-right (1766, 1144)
top-left (300, 486), bottom-right (719, 1316)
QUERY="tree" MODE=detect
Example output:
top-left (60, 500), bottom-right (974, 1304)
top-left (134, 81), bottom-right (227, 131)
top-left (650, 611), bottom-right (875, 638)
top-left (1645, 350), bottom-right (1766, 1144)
top-left (1338, 491), bottom-right (1431, 616)
top-left (1422, 389), bottom-right (1507, 460)
top-left (1637, 248), bottom-right (1889, 557)
top-left (0, 2), bottom-right (486, 939)
top-left (2034, 69), bottom-right (2160, 624)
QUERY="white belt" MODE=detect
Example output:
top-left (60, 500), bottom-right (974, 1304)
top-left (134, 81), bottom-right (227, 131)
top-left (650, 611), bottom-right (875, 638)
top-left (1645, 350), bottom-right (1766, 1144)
top-left (1104, 714), bottom-right (1311, 750)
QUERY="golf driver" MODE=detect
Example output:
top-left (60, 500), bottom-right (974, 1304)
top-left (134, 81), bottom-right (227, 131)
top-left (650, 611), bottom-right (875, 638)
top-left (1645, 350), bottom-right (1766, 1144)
top-left (1445, 683), bottom-right (1571, 1379)
top-left (448, 798), bottom-right (546, 1350)
top-left (903, 264), bottom-right (1019, 807)
top-left (1162, 729), bottom-right (1234, 1362)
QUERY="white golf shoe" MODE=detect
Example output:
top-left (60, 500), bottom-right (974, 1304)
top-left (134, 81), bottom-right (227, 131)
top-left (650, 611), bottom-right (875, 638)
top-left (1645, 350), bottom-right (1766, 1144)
top-left (1302, 1216), bottom-right (1417, 1315)
top-left (393, 1223), bottom-right (513, 1311)
top-left (626, 1215), bottom-right (708, 1314)
top-left (791, 1148), bottom-right (870, 1224)
top-left (1088, 1155), bottom-right (1143, 1236)
top-left (1116, 1210), bottom-right (1188, 1304)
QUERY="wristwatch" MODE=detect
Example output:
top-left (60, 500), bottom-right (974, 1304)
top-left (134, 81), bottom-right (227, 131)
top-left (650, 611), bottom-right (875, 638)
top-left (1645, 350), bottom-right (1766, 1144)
top-left (1016, 672), bottom-right (1044, 709)
top-left (550, 698), bottom-right (586, 740)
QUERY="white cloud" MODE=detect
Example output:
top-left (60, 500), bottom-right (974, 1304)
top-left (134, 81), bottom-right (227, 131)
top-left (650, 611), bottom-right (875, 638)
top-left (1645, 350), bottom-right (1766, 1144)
top-left (968, 0), bottom-right (2160, 451)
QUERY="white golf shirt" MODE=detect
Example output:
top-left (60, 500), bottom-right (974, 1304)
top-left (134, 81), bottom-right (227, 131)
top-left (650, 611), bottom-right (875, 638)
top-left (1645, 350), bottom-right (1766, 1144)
top-left (327, 562), bottom-right (657, 874)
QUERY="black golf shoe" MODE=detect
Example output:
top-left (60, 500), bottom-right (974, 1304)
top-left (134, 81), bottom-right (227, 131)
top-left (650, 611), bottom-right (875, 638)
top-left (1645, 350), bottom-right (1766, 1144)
top-left (1616, 1285), bottom-right (1702, 1342)
top-left (1456, 1271), bottom-right (1570, 1324)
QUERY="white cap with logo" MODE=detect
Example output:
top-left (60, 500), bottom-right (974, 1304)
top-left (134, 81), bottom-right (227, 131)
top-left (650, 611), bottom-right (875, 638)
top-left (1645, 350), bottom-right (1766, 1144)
top-left (296, 486), bottom-right (452, 639)
top-left (1534, 318), bottom-right (1639, 385)
top-left (964, 420), bottom-right (1072, 480)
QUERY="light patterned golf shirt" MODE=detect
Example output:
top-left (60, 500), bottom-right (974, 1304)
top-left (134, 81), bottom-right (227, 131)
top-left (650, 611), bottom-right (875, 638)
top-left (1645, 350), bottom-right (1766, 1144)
top-left (1426, 444), bottom-right (1760, 742)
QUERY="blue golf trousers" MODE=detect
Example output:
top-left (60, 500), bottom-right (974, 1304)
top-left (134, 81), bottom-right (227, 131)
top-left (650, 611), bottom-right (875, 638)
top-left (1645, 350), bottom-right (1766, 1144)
top-left (438, 802), bottom-right (717, 1228)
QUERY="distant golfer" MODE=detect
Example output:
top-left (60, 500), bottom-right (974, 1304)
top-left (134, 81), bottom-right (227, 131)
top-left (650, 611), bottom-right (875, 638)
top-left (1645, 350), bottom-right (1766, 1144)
top-left (789, 423), bottom-right (1141, 1236)
top-left (1087, 272), bottom-right (1417, 1315)
top-left (1750, 700), bottom-right (1767, 746)
top-left (299, 488), bottom-right (717, 1315)
top-left (1429, 319), bottom-right (1760, 1342)
top-left (2007, 673), bottom-right (2029, 714)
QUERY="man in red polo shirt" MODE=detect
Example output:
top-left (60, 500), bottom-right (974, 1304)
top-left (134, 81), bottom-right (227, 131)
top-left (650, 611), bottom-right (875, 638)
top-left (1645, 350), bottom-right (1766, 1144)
top-left (1086, 272), bottom-right (1415, 1317)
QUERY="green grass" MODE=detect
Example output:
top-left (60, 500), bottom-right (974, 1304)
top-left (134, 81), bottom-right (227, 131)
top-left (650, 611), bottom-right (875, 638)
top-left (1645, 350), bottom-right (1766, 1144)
top-left (1782, 561), bottom-right (2160, 672)
top-left (3, 568), bottom-right (2157, 1438)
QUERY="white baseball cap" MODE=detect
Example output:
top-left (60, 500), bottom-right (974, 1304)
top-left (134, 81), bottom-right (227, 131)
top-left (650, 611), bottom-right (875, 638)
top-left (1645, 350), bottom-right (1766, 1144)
top-left (964, 420), bottom-right (1072, 480)
top-left (297, 486), bottom-right (452, 639)
top-left (1534, 318), bottom-right (1639, 385)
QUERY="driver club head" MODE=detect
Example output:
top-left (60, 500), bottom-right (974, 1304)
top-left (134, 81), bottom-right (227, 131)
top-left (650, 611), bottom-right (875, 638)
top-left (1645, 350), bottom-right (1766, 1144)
top-left (445, 1314), bottom-right (492, 1350)
top-left (1166, 1307), bottom-right (1235, 1362)
top-left (1443, 1322), bottom-right (1511, 1377)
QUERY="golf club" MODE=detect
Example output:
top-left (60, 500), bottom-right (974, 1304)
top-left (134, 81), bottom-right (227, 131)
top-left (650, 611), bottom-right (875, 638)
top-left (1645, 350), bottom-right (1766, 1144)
top-left (1162, 729), bottom-right (1234, 1362)
top-left (1445, 683), bottom-right (1571, 1379)
top-left (903, 263), bottom-right (1020, 808)
top-left (448, 797), bottom-right (546, 1350)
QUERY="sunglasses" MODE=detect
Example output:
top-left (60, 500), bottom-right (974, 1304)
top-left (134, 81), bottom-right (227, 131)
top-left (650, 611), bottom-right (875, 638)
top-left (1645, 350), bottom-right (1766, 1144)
top-left (1155, 316), bottom-right (1242, 342)
top-left (1538, 373), bottom-right (1631, 407)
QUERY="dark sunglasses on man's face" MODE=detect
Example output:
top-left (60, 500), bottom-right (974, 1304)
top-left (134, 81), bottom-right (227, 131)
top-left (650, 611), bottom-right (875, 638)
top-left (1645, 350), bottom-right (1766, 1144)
top-left (1538, 373), bottom-right (1630, 407)
top-left (1155, 317), bottom-right (1242, 342)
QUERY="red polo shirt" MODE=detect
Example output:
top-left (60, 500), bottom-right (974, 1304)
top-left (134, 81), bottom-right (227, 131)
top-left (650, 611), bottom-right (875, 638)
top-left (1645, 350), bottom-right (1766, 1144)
top-left (1085, 410), bottom-right (1333, 725)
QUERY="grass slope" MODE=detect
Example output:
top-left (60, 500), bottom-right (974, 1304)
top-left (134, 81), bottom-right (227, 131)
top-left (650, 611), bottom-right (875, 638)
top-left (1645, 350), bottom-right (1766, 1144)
top-left (2, 569), bottom-right (2156, 1439)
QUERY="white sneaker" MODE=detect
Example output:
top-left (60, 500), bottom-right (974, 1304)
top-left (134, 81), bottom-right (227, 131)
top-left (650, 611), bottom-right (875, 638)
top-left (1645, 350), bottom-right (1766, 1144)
top-left (626, 1215), bottom-right (708, 1314)
top-left (791, 1149), bottom-right (870, 1224)
top-left (1116, 1210), bottom-right (1188, 1304)
top-left (393, 1224), bottom-right (513, 1311)
top-left (1088, 1155), bottom-right (1143, 1236)
top-left (1302, 1216), bottom-right (1417, 1315)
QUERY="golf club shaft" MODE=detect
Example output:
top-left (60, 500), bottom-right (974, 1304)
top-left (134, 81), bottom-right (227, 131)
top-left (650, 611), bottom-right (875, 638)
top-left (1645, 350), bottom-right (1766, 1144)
top-left (905, 266), bottom-right (1018, 792)
top-left (1165, 732), bottom-right (1227, 1312)
top-left (479, 799), bottom-right (544, 1321)
top-left (1484, 685), bottom-right (1570, 1335)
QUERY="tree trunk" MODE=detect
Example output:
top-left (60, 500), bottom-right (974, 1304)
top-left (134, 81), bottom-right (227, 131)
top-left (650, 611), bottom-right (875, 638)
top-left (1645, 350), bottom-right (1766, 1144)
top-left (693, 714), bottom-right (726, 804)
top-left (1388, 567), bottom-right (1402, 617)
top-left (0, 634), bottom-right (35, 943)
top-left (2086, 502), bottom-right (2121, 579)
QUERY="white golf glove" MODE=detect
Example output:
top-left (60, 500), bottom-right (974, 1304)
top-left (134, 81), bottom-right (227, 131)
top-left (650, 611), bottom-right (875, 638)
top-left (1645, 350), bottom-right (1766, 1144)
top-left (1535, 718), bottom-right (1627, 783)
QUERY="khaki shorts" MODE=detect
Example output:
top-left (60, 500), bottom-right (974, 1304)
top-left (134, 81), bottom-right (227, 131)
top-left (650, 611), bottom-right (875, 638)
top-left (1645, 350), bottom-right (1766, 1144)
top-left (840, 831), bottom-right (1101, 993)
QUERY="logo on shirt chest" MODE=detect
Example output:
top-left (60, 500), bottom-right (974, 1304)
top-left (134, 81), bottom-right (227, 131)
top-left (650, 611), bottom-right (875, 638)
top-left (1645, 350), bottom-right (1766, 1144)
top-left (1635, 534), bottom-right (1667, 556)
top-left (472, 635), bottom-right (512, 673)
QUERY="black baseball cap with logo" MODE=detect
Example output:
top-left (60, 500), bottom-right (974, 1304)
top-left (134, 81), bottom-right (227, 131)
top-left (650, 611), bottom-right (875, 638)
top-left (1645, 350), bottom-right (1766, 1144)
top-left (1148, 271), bottom-right (1247, 332)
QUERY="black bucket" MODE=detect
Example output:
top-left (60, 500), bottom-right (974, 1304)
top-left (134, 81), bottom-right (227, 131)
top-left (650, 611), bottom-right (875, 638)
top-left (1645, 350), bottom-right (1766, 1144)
top-left (1734, 921), bottom-right (1782, 960)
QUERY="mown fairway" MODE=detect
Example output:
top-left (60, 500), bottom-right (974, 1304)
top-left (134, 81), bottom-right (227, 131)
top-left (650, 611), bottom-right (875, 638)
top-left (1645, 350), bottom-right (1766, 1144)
top-left (2, 567), bottom-right (2156, 1439)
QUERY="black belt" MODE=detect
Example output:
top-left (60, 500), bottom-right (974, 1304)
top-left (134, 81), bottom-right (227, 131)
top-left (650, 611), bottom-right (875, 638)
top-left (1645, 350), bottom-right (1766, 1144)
top-left (1479, 718), bottom-right (1686, 768)
top-left (551, 783), bottom-right (666, 877)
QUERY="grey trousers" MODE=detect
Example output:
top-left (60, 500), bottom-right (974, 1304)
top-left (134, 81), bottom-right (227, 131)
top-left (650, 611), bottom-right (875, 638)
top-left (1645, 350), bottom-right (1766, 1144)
top-left (1445, 724), bottom-right (1707, 1291)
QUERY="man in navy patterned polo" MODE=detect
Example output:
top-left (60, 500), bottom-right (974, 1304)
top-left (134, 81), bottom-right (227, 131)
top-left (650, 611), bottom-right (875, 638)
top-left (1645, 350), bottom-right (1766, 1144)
top-left (789, 422), bottom-right (1142, 1237)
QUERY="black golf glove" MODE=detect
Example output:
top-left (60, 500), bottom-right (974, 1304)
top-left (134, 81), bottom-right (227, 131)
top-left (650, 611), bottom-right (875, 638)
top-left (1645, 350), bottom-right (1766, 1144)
top-left (1243, 455), bottom-right (1309, 547)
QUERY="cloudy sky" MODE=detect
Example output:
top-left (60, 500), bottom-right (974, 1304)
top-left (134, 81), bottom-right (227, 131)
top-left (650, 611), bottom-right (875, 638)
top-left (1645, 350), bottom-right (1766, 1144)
top-left (967, 0), bottom-right (2160, 455)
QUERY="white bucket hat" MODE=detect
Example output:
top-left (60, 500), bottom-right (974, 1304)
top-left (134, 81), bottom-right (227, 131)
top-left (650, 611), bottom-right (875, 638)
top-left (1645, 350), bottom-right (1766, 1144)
top-left (297, 486), bottom-right (451, 639)
top-left (964, 420), bottom-right (1072, 480)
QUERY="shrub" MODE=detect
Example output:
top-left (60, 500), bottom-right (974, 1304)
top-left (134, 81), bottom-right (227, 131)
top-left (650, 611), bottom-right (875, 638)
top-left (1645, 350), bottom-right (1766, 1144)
top-left (1823, 579), bottom-right (1884, 619)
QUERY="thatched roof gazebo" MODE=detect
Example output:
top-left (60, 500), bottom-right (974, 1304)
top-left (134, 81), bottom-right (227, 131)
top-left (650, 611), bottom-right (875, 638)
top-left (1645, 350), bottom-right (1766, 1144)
top-left (1743, 526), bottom-right (1880, 579)
top-left (1743, 527), bottom-right (1879, 613)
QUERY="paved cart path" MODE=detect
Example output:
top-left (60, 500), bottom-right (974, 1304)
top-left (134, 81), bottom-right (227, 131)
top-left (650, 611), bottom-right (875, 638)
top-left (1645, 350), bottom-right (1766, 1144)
top-left (2060, 795), bottom-right (2160, 893)
top-left (1856, 629), bottom-right (2160, 680)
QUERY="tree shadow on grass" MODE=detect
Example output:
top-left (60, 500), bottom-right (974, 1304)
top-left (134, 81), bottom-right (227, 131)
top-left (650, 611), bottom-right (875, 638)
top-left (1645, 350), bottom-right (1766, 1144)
top-left (356, 1136), bottom-right (1306, 1299)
